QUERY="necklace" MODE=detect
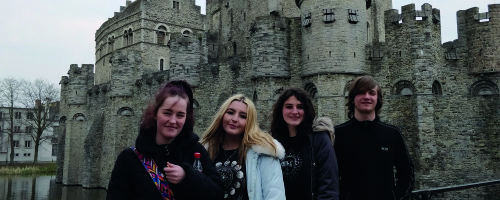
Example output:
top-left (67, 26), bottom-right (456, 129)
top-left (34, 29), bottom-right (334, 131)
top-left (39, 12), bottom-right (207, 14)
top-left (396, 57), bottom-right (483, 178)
top-left (223, 148), bottom-right (238, 161)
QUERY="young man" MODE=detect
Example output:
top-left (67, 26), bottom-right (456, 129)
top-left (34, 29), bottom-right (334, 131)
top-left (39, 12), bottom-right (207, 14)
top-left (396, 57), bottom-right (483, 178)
top-left (334, 76), bottom-right (414, 200)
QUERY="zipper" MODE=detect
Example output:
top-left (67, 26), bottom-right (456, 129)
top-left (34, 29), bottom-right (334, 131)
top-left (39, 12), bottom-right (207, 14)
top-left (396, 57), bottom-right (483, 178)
top-left (309, 135), bottom-right (314, 200)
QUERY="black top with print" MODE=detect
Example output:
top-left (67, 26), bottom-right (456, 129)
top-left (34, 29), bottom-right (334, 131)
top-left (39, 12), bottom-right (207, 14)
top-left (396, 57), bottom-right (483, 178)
top-left (213, 145), bottom-right (249, 200)
top-left (279, 135), bottom-right (306, 200)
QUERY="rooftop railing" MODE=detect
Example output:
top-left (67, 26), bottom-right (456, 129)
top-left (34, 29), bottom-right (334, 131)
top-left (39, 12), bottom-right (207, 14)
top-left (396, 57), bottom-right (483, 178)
top-left (412, 179), bottom-right (500, 200)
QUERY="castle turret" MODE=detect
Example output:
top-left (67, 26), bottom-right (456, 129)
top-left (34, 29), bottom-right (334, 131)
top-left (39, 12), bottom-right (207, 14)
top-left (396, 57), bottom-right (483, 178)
top-left (299, 0), bottom-right (369, 76)
top-left (384, 3), bottom-right (444, 191)
top-left (169, 33), bottom-right (202, 87)
top-left (384, 3), bottom-right (442, 87)
top-left (59, 64), bottom-right (94, 186)
top-left (251, 16), bottom-right (291, 78)
top-left (109, 50), bottom-right (143, 97)
top-left (64, 64), bottom-right (94, 105)
top-left (458, 4), bottom-right (500, 74)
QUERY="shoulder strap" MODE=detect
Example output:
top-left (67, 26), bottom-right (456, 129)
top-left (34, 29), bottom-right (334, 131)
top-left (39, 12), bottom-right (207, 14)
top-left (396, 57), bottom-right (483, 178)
top-left (131, 146), bottom-right (174, 200)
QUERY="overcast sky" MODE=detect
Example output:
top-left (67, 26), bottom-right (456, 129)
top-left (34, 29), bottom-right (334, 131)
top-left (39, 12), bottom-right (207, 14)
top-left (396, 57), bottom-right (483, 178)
top-left (0, 0), bottom-right (494, 89)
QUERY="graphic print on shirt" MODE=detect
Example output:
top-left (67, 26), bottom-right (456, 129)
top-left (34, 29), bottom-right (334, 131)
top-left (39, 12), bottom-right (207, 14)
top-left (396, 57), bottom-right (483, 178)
top-left (280, 149), bottom-right (302, 181)
top-left (215, 160), bottom-right (245, 200)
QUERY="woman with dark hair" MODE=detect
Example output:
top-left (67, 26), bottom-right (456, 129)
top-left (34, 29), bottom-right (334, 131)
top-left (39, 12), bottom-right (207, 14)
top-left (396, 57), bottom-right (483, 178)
top-left (107, 80), bottom-right (223, 200)
top-left (270, 88), bottom-right (339, 200)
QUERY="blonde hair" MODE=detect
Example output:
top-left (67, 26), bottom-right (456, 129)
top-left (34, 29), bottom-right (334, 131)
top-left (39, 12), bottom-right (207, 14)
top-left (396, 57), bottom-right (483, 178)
top-left (200, 94), bottom-right (277, 164)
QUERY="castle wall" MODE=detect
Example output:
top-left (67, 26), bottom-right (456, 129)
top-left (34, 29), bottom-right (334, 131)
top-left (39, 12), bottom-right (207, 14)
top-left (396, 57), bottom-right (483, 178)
top-left (58, 1), bottom-right (500, 198)
top-left (379, 3), bottom-right (500, 199)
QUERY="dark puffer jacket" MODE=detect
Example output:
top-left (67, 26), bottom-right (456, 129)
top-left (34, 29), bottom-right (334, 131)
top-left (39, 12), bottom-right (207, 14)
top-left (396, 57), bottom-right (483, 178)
top-left (278, 117), bottom-right (340, 200)
top-left (106, 128), bottom-right (224, 200)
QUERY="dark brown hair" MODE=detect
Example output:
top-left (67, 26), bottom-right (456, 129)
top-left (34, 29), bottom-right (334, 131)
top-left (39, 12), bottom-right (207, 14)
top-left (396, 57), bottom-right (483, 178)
top-left (346, 76), bottom-right (383, 119)
top-left (140, 80), bottom-right (194, 134)
top-left (270, 88), bottom-right (316, 139)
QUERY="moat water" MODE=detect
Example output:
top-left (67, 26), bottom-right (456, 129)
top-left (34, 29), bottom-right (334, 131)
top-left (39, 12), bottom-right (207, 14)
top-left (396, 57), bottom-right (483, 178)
top-left (0, 175), bottom-right (106, 200)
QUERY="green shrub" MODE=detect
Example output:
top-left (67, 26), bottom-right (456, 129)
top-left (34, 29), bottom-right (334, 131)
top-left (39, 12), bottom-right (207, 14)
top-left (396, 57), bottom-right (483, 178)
top-left (0, 163), bottom-right (56, 175)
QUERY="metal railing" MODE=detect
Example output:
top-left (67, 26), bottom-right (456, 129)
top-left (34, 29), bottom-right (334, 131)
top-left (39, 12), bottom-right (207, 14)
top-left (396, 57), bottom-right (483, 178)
top-left (412, 179), bottom-right (500, 200)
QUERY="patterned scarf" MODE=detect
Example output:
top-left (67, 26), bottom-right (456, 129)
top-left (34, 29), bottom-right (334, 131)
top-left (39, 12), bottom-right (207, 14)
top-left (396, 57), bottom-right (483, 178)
top-left (131, 146), bottom-right (174, 200)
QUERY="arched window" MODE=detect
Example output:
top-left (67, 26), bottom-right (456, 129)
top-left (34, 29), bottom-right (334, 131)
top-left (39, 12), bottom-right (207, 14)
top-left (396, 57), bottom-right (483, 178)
top-left (181, 29), bottom-right (192, 37)
top-left (193, 99), bottom-right (200, 109)
top-left (253, 91), bottom-right (258, 103)
top-left (59, 116), bottom-right (67, 124)
top-left (128, 28), bottom-right (133, 45)
top-left (123, 30), bottom-right (128, 46)
top-left (160, 59), bottom-right (164, 71)
top-left (367, 22), bottom-right (371, 43)
top-left (108, 36), bottom-right (115, 52)
top-left (394, 80), bottom-right (415, 96)
top-left (344, 80), bottom-right (352, 97)
top-left (157, 26), bottom-right (167, 44)
top-left (470, 80), bottom-right (499, 96)
top-left (305, 83), bottom-right (318, 98)
top-left (233, 42), bottom-right (237, 55)
top-left (117, 107), bottom-right (134, 116)
top-left (100, 43), bottom-right (105, 56)
top-left (72, 113), bottom-right (86, 121)
top-left (273, 88), bottom-right (283, 100)
top-left (432, 80), bottom-right (442, 95)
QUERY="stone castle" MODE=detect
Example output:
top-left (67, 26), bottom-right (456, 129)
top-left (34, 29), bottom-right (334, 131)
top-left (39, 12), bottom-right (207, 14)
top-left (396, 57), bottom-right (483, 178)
top-left (56, 0), bottom-right (500, 198)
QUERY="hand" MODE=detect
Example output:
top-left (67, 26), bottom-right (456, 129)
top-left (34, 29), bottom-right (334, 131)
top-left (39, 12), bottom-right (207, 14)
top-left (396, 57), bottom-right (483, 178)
top-left (164, 162), bottom-right (186, 184)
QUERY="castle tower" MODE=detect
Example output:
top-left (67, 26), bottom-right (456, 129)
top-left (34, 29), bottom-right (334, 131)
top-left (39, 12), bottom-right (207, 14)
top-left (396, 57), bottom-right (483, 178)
top-left (384, 3), bottom-right (443, 190)
top-left (94, 0), bottom-right (205, 84)
top-left (59, 64), bottom-right (94, 185)
top-left (109, 50), bottom-right (143, 97)
top-left (298, 0), bottom-right (369, 76)
top-left (251, 16), bottom-right (291, 78)
top-left (458, 4), bottom-right (500, 74)
top-left (169, 32), bottom-right (203, 87)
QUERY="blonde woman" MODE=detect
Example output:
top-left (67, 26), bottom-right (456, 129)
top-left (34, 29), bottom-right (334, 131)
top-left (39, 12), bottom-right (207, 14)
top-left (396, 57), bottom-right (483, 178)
top-left (201, 94), bottom-right (286, 200)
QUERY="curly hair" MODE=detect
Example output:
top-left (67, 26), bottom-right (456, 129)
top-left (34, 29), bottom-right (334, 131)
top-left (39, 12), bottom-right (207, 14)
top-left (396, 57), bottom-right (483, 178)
top-left (270, 88), bottom-right (316, 139)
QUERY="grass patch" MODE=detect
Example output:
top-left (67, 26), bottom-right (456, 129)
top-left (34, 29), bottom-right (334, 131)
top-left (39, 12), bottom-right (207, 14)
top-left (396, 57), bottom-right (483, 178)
top-left (0, 162), bottom-right (56, 175)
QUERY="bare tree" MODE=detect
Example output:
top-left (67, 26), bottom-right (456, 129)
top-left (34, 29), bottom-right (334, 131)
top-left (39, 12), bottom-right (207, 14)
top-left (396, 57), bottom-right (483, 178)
top-left (19, 79), bottom-right (60, 163)
top-left (0, 78), bottom-right (22, 165)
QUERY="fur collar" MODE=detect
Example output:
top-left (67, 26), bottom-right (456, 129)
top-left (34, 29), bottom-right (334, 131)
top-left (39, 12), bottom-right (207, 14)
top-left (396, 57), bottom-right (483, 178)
top-left (313, 117), bottom-right (335, 143)
top-left (250, 139), bottom-right (285, 159)
top-left (203, 139), bottom-right (285, 159)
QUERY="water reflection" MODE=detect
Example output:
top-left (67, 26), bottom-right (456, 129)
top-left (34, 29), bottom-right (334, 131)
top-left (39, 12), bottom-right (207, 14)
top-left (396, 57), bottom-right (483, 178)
top-left (0, 175), bottom-right (106, 200)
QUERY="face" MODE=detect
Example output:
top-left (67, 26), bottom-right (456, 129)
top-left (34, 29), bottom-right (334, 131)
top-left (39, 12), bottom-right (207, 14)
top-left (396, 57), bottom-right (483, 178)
top-left (354, 87), bottom-right (378, 115)
top-left (282, 96), bottom-right (305, 127)
top-left (222, 101), bottom-right (248, 136)
top-left (155, 96), bottom-right (187, 144)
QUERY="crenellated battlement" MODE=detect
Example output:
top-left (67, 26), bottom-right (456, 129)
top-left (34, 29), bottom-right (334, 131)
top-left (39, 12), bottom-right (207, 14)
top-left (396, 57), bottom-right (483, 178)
top-left (384, 3), bottom-right (442, 61)
top-left (67, 64), bottom-right (94, 78)
top-left (385, 4), bottom-right (441, 27)
top-left (457, 4), bottom-right (500, 74)
top-left (61, 64), bottom-right (95, 105)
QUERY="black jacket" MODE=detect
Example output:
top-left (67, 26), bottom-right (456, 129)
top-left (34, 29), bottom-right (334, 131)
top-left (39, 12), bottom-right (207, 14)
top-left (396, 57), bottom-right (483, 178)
top-left (334, 118), bottom-right (414, 200)
top-left (278, 118), bottom-right (340, 200)
top-left (106, 128), bottom-right (224, 200)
